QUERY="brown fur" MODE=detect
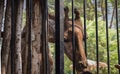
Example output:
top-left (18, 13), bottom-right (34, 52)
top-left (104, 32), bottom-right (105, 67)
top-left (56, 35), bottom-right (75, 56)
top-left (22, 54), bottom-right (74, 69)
top-left (64, 7), bottom-right (88, 73)
top-left (48, 6), bottom-right (89, 73)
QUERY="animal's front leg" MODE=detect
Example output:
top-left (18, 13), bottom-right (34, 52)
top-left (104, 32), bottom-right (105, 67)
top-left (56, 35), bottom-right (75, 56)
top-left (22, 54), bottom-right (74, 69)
top-left (75, 28), bottom-right (87, 67)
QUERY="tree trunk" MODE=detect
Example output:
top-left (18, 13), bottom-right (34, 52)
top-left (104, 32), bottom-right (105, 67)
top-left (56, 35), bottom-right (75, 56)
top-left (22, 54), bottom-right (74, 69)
top-left (109, 7), bottom-right (115, 28)
top-left (22, 0), bottom-right (29, 74)
top-left (1, 0), bottom-right (11, 74)
top-left (0, 0), bottom-right (4, 38)
top-left (31, 0), bottom-right (42, 74)
top-left (14, 0), bottom-right (23, 74)
top-left (22, 0), bottom-right (42, 74)
top-left (22, 24), bottom-right (28, 74)
top-left (21, 0), bottom-right (54, 74)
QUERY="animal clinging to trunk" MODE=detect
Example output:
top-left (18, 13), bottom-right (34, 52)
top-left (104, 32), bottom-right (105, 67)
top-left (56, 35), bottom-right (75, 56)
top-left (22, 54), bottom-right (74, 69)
top-left (48, 6), bottom-right (89, 73)
top-left (64, 7), bottom-right (89, 73)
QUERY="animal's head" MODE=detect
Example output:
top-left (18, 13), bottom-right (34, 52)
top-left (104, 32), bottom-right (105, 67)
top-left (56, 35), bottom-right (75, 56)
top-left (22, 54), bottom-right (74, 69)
top-left (74, 8), bottom-right (80, 20)
top-left (74, 8), bottom-right (80, 15)
top-left (64, 6), bottom-right (69, 15)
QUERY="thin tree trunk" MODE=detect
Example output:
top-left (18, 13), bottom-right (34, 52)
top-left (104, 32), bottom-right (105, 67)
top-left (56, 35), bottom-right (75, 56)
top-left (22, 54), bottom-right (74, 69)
top-left (31, 0), bottom-right (42, 74)
top-left (22, 25), bottom-right (28, 74)
top-left (14, 0), bottom-right (23, 74)
top-left (0, 0), bottom-right (4, 38)
top-left (22, 0), bottom-right (28, 74)
top-left (109, 7), bottom-right (115, 28)
top-left (1, 0), bottom-right (11, 74)
top-left (22, 0), bottom-right (42, 74)
top-left (101, 0), bottom-right (105, 21)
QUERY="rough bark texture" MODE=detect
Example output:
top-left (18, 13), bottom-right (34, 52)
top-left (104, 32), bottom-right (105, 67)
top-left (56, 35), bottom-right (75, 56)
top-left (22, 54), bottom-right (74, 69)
top-left (31, 0), bottom-right (42, 74)
top-left (14, 0), bottom-right (23, 74)
top-left (1, 0), bottom-right (11, 74)
top-left (22, 19), bottom-right (54, 74)
top-left (22, 0), bottom-right (42, 74)
top-left (0, 0), bottom-right (4, 38)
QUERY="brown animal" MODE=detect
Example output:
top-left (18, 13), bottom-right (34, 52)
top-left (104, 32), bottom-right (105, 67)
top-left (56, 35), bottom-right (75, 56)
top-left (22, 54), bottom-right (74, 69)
top-left (48, 6), bottom-right (89, 74)
top-left (63, 6), bottom-right (88, 74)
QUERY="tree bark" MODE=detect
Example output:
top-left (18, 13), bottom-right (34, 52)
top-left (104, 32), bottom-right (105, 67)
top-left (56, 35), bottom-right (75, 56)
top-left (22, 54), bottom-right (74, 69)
top-left (22, 0), bottom-right (42, 74)
top-left (0, 0), bottom-right (4, 38)
top-left (22, 24), bottom-right (28, 74)
top-left (14, 0), bottom-right (23, 74)
top-left (22, 1), bottom-right (54, 74)
top-left (31, 0), bottom-right (42, 74)
top-left (1, 0), bottom-right (11, 74)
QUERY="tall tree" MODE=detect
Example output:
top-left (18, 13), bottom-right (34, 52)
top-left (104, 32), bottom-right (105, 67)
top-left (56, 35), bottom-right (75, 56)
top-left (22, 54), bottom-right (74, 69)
top-left (1, 0), bottom-right (11, 74)
top-left (21, 0), bottom-right (29, 74)
top-left (0, 0), bottom-right (4, 38)
top-left (22, 0), bottom-right (53, 74)
top-left (14, 0), bottom-right (23, 74)
top-left (30, 0), bottom-right (42, 73)
top-left (22, 0), bottom-right (42, 74)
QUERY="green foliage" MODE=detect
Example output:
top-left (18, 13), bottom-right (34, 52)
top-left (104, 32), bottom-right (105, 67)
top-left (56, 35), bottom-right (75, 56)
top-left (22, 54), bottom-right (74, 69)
top-left (84, 18), bottom-right (118, 74)
top-left (22, 10), bottom-right (26, 29)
